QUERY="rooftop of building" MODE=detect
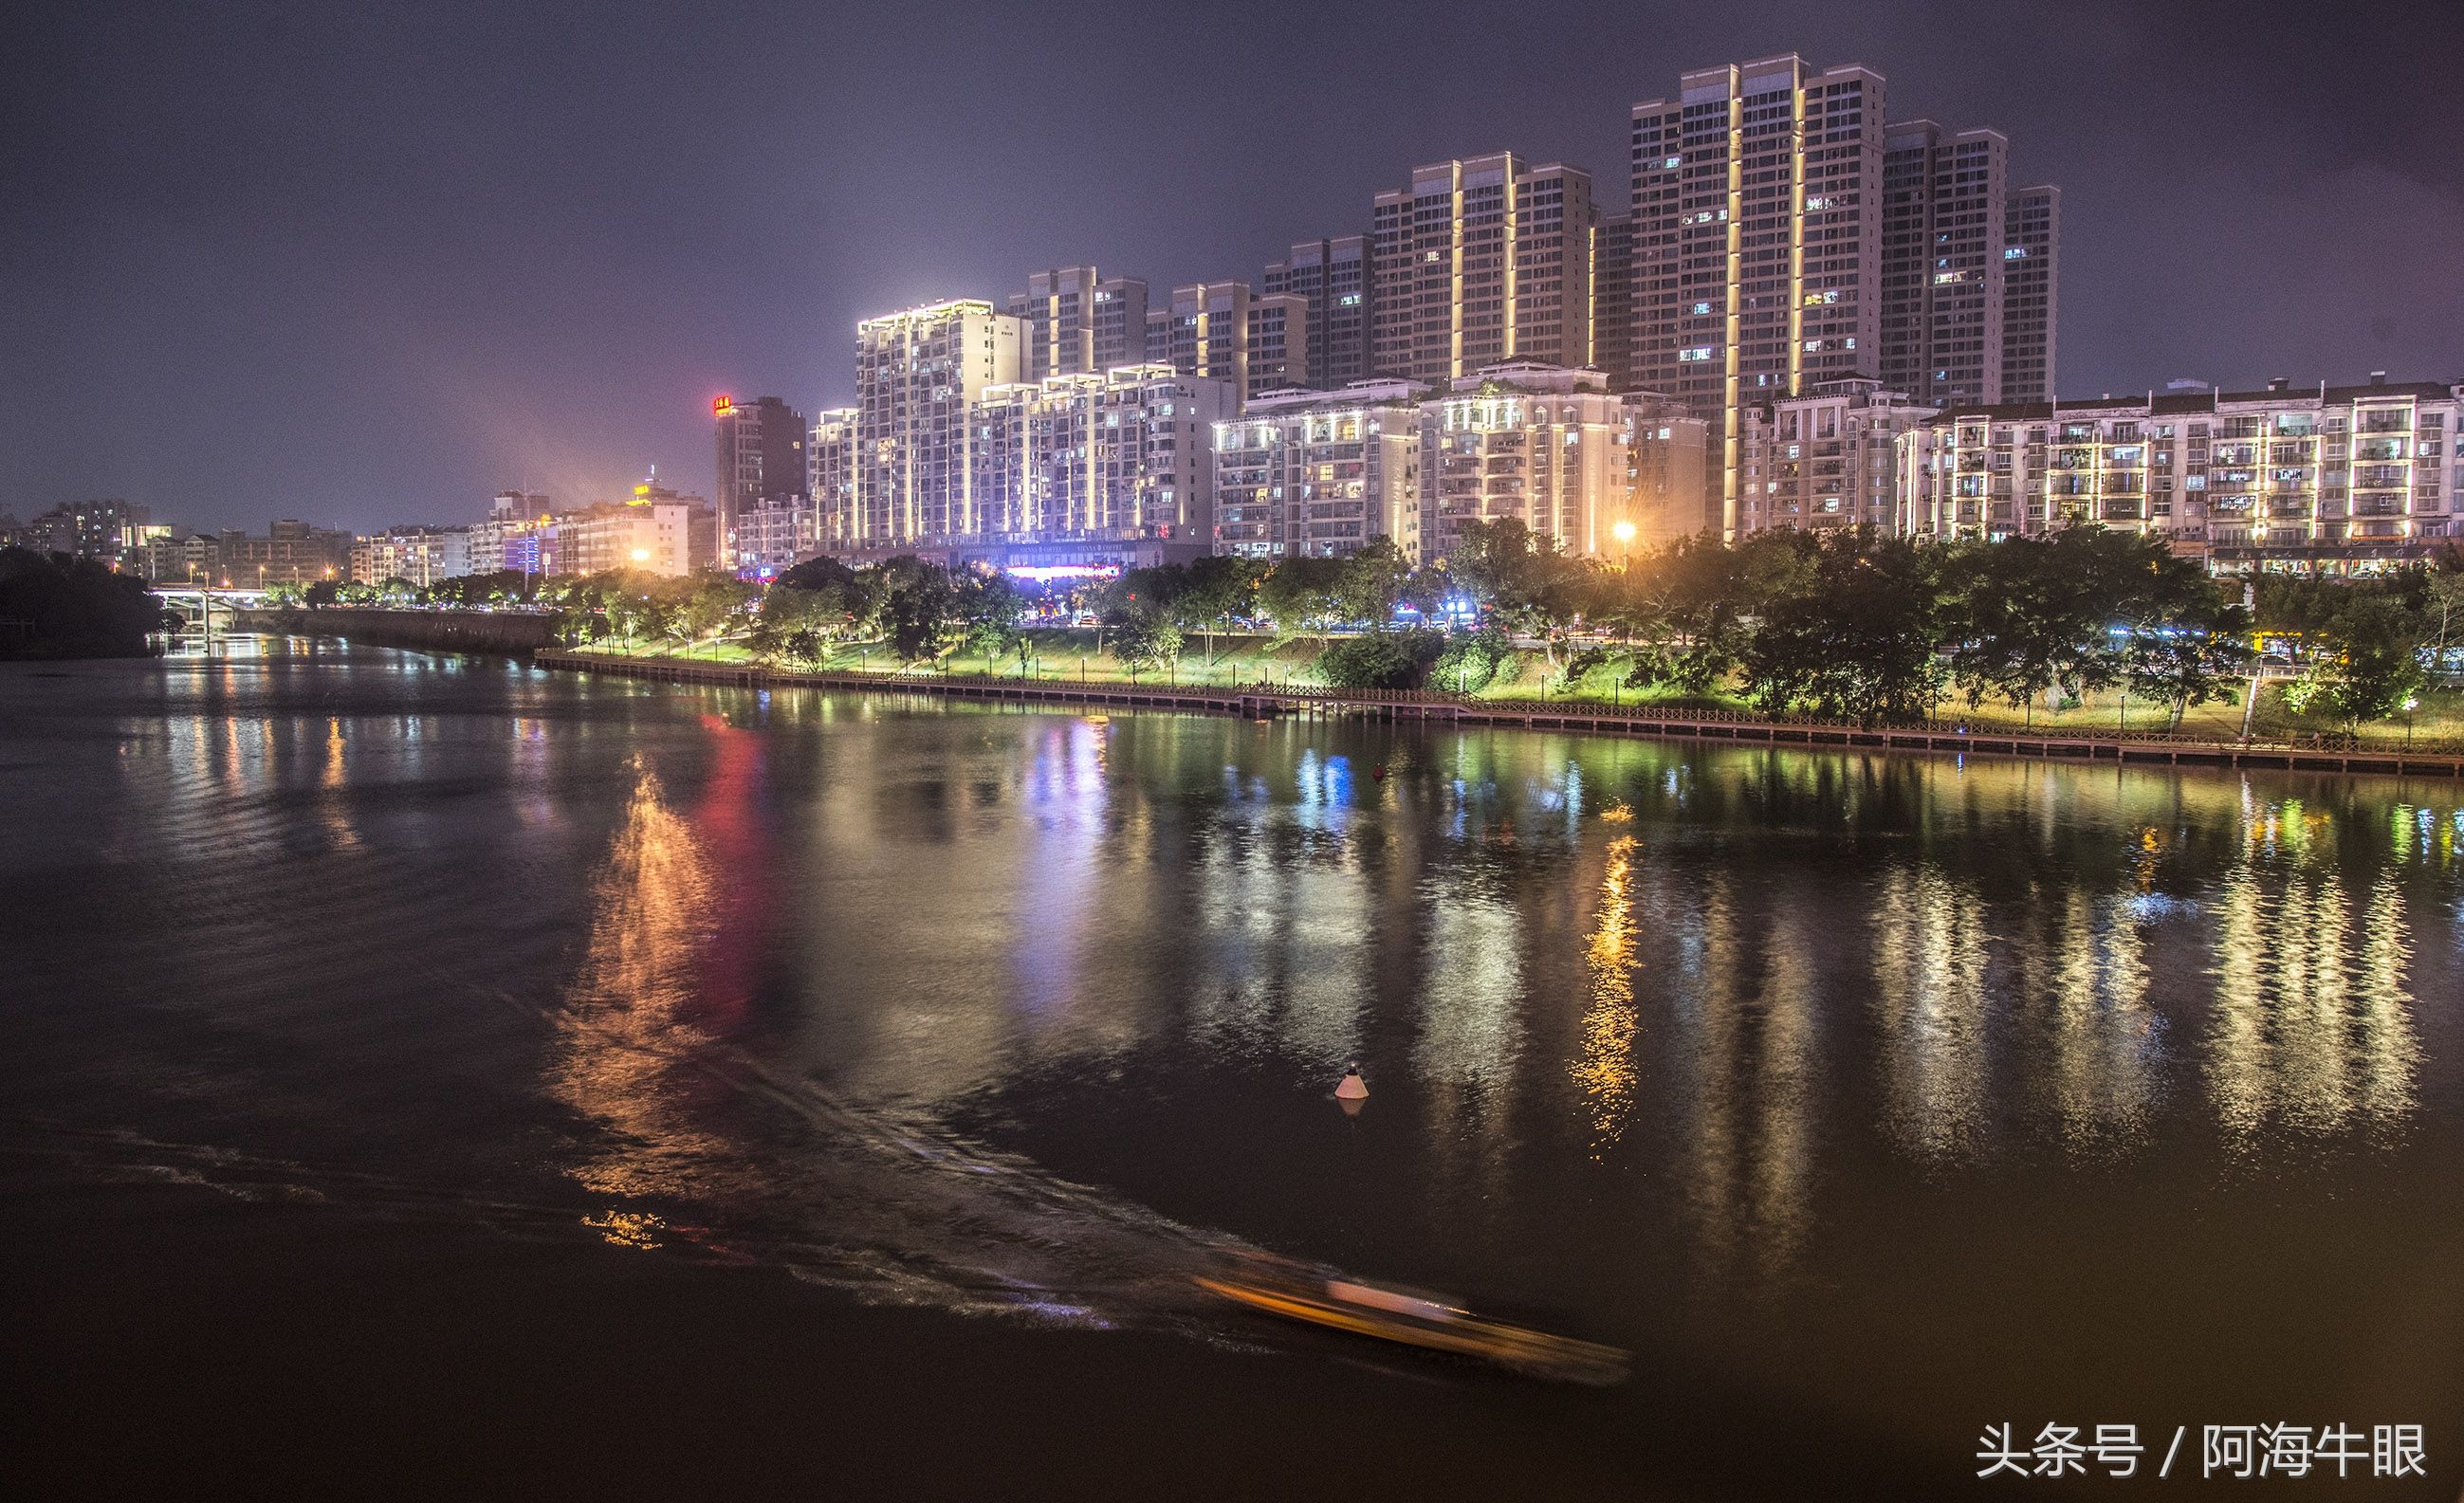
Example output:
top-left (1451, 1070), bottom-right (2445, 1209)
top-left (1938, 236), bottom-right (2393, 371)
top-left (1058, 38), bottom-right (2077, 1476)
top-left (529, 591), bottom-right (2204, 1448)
top-left (1921, 375), bottom-right (2462, 425)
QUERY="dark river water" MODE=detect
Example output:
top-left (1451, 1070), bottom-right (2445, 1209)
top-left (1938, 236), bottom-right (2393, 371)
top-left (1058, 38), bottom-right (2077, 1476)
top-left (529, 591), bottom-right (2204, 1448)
top-left (5, 643), bottom-right (2460, 1499)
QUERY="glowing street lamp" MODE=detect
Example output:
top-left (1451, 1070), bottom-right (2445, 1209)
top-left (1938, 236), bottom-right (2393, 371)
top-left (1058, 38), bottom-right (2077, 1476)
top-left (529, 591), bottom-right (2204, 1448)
top-left (1610, 518), bottom-right (1637, 571)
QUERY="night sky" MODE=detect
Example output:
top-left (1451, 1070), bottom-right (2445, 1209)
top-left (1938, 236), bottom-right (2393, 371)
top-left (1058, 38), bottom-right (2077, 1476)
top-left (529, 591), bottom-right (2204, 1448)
top-left (7, 0), bottom-right (2459, 536)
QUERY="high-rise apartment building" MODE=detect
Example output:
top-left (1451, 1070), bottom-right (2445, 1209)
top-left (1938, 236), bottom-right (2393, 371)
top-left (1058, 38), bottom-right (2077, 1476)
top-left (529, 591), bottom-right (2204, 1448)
top-left (1898, 376), bottom-right (2464, 569)
top-left (1263, 235), bottom-right (1372, 390)
top-left (1880, 121), bottom-right (2006, 406)
top-left (712, 394), bottom-right (806, 570)
top-left (2000, 186), bottom-right (2060, 405)
top-left (1369, 154), bottom-right (1599, 385)
top-left (807, 408), bottom-right (857, 549)
top-left (853, 301), bottom-right (1023, 543)
top-left (1736, 379), bottom-right (1935, 536)
top-left (1592, 214), bottom-right (1635, 387)
top-left (967, 365), bottom-right (1234, 544)
top-left (1007, 266), bottom-right (1150, 380)
top-left (1213, 382), bottom-right (1427, 560)
top-left (1145, 282), bottom-right (1261, 401)
top-left (1245, 293), bottom-right (1310, 394)
top-left (1627, 55), bottom-right (2056, 538)
top-left (1629, 57), bottom-right (1887, 535)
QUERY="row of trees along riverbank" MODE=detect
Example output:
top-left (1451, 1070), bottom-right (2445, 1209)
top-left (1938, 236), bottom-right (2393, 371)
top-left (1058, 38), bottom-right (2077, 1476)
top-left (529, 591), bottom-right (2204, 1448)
top-left (0, 548), bottom-right (172, 659)
top-left (284, 522), bottom-right (2464, 744)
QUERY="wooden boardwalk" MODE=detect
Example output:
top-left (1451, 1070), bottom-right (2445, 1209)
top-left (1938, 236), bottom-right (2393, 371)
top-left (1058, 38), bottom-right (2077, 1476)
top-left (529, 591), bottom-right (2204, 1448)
top-left (534, 651), bottom-right (2464, 781)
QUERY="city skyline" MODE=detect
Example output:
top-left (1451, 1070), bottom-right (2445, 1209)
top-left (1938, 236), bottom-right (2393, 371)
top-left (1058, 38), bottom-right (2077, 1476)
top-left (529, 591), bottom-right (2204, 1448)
top-left (9, 0), bottom-right (2461, 535)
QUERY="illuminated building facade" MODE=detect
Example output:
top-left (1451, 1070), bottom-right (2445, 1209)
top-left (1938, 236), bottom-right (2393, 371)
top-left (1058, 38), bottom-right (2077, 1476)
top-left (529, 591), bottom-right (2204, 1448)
top-left (966, 364), bottom-right (1233, 544)
top-left (1212, 381), bottom-right (1427, 561)
top-left (349, 526), bottom-right (469, 586)
top-left (469, 490), bottom-right (547, 577)
top-left (730, 500), bottom-right (813, 575)
top-left (1625, 393), bottom-right (1714, 543)
top-left (1418, 361), bottom-right (1647, 561)
top-left (1370, 154), bottom-right (1598, 386)
top-left (1628, 57), bottom-right (1887, 535)
top-left (1007, 266), bottom-right (1150, 379)
top-left (712, 394), bottom-right (805, 570)
top-left (1898, 376), bottom-right (2464, 569)
top-left (1263, 235), bottom-right (1371, 390)
top-left (1626, 55), bottom-right (2057, 537)
top-left (854, 300), bottom-right (1024, 544)
top-left (807, 407), bottom-right (857, 548)
top-left (540, 499), bottom-right (699, 577)
top-left (1738, 379), bottom-right (1934, 535)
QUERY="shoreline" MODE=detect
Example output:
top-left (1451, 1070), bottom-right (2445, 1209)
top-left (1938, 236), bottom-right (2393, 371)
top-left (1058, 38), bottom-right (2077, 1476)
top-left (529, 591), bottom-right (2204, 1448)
top-left (533, 649), bottom-right (2464, 781)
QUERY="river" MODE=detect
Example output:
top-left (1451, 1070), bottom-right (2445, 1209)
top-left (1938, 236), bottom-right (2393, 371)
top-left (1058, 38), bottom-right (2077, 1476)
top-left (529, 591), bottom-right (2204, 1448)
top-left (4, 642), bottom-right (2458, 1498)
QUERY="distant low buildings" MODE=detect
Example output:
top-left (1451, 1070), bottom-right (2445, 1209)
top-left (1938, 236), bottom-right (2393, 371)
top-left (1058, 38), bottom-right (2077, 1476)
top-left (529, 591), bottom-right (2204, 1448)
top-left (18, 500), bottom-right (150, 568)
top-left (538, 478), bottom-right (714, 577)
top-left (136, 519), bottom-right (350, 585)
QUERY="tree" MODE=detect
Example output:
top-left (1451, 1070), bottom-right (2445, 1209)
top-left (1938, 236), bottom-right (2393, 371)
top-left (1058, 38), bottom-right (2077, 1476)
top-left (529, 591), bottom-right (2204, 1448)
top-left (1174, 555), bottom-right (1262, 663)
top-left (1315, 629), bottom-right (1443, 689)
top-left (0, 548), bottom-right (170, 659)
top-left (1620, 530), bottom-right (1799, 695)
top-left (2422, 564), bottom-right (2464, 677)
top-left (682, 575), bottom-right (759, 655)
top-left (1113, 615), bottom-right (1184, 679)
top-left (1333, 538), bottom-right (1411, 627)
top-left (956, 569), bottom-right (1025, 659)
top-left (1442, 518), bottom-right (1596, 678)
top-left (1255, 556), bottom-right (1348, 644)
top-left (1740, 530), bottom-right (1945, 727)
top-left (2287, 593), bottom-right (2426, 729)
top-left (750, 583), bottom-right (849, 667)
top-left (873, 556), bottom-right (962, 660)
top-left (2124, 596), bottom-right (2254, 731)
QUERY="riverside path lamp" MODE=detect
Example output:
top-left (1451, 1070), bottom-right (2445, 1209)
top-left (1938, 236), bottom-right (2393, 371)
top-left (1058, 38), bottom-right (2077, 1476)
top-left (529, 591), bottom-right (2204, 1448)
top-left (1611, 518), bottom-right (1636, 571)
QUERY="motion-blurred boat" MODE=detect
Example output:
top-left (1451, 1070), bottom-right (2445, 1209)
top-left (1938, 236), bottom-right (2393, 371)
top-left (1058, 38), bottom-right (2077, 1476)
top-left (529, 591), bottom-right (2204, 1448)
top-left (1194, 1251), bottom-right (1627, 1384)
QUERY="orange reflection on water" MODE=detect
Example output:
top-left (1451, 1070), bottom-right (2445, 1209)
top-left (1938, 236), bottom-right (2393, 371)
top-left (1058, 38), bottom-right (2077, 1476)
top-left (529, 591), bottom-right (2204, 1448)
top-left (1571, 833), bottom-right (1638, 1148)
top-left (548, 766), bottom-right (734, 1201)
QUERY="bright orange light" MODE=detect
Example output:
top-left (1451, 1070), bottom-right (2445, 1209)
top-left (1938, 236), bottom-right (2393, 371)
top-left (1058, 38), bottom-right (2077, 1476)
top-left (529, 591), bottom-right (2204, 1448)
top-left (630, 548), bottom-right (651, 562)
top-left (713, 395), bottom-right (734, 415)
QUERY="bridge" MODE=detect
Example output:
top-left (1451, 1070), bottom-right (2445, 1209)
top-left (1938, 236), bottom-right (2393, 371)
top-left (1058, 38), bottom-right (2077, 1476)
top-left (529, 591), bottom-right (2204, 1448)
top-left (155, 586), bottom-right (275, 651)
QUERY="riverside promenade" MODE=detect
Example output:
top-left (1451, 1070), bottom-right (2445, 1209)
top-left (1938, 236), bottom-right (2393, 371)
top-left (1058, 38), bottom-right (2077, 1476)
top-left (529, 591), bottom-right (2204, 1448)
top-left (537, 650), bottom-right (2464, 781)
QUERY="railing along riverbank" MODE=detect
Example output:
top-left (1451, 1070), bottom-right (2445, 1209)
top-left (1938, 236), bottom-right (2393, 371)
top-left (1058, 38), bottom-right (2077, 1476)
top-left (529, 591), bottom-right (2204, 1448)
top-left (534, 650), bottom-right (2464, 781)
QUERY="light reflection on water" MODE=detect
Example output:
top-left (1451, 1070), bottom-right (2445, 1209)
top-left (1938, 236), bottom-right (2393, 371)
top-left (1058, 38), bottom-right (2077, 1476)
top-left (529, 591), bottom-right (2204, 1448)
top-left (6, 651), bottom-right (2461, 1425)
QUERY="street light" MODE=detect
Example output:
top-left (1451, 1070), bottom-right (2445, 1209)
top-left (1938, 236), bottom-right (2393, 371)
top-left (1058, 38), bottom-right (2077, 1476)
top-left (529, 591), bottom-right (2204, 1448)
top-left (2404, 695), bottom-right (2419, 750)
top-left (1610, 518), bottom-right (1637, 571)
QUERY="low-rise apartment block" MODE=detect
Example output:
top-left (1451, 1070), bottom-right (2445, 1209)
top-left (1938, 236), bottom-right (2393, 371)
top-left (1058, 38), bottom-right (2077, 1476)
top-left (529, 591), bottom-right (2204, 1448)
top-left (1899, 376), bottom-right (2464, 570)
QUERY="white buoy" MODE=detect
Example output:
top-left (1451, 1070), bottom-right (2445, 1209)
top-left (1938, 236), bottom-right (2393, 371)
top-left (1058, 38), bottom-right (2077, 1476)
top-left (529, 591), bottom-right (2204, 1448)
top-left (1334, 1063), bottom-right (1370, 1100)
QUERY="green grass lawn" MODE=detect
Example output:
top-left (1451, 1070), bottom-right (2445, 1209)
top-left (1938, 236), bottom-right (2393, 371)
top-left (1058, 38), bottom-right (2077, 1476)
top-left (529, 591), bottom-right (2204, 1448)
top-left (573, 630), bottom-right (2464, 750)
